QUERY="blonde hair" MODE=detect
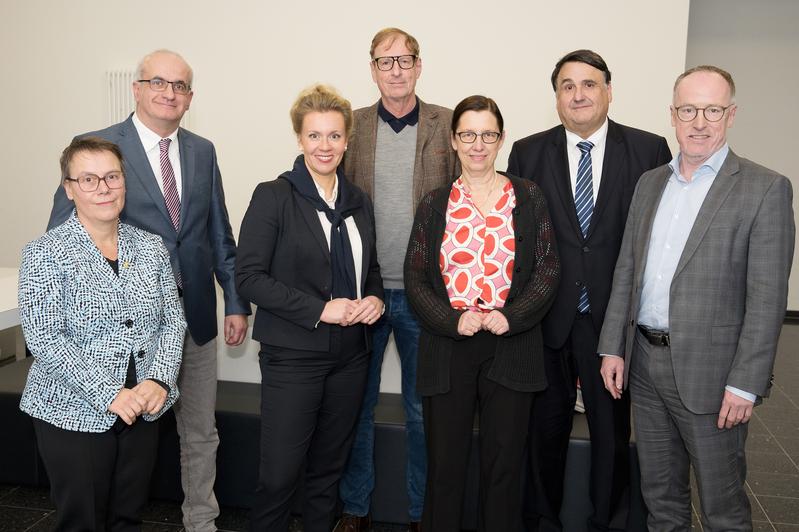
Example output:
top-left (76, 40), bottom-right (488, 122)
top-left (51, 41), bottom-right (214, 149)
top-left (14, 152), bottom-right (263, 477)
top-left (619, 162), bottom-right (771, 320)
top-left (290, 84), bottom-right (353, 139)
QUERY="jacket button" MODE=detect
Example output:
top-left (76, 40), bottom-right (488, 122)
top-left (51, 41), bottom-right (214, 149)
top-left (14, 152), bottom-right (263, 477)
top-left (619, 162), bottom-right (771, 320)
top-left (507, 297), bottom-right (514, 304)
top-left (515, 267), bottom-right (521, 273)
top-left (629, 319), bottom-right (635, 326)
top-left (137, 350), bottom-right (145, 358)
top-left (517, 235), bottom-right (524, 242)
top-left (575, 281), bottom-right (582, 287)
top-left (582, 246), bottom-right (590, 253)
top-left (124, 319), bottom-right (134, 328)
top-left (176, 240), bottom-right (181, 247)
top-left (513, 208), bottom-right (520, 215)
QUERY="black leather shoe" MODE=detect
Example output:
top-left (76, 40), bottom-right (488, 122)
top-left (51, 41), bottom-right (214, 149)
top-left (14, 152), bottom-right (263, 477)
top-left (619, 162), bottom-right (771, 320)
top-left (333, 514), bottom-right (372, 532)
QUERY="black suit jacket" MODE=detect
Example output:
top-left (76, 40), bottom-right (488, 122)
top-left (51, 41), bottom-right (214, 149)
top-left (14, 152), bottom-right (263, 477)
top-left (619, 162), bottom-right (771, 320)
top-left (235, 176), bottom-right (383, 352)
top-left (507, 119), bottom-right (671, 349)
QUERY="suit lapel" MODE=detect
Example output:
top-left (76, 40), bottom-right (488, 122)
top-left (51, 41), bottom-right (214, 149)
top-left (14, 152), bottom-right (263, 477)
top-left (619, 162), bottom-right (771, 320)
top-left (673, 152), bottom-right (741, 279)
top-left (591, 120), bottom-right (626, 238)
top-left (548, 128), bottom-right (584, 238)
top-left (119, 118), bottom-right (173, 226)
top-left (294, 192), bottom-right (331, 261)
top-left (634, 167), bottom-right (671, 286)
top-left (177, 128), bottom-right (194, 233)
top-left (413, 100), bottom-right (437, 207)
top-left (359, 104), bottom-right (379, 199)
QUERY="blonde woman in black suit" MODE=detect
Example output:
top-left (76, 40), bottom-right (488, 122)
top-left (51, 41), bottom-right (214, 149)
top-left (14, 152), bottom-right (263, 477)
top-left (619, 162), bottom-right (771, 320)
top-left (236, 84), bottom-right (384, 532)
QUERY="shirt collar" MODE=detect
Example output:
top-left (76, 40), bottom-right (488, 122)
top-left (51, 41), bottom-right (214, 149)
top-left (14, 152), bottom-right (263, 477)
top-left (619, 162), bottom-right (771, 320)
top-left (668, 143), bottom-right (729, 182)
top-left (132, 112), bottom-right (179, 151)
top-left (313, 174), bottom-right (339, 207)
top-left (564, 118), bottom-right (609, 150)
top-left (377, 97), bottom-right (420, 133)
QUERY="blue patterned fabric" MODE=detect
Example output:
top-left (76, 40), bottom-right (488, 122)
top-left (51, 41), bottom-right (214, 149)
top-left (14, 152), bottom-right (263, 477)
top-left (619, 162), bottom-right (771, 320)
top-left (18, 211), bottom-right (186, 433)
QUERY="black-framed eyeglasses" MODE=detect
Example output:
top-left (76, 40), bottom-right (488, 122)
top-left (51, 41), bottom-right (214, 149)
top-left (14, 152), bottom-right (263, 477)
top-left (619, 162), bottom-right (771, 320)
top-left (138, 78), bottom-right (192, 95)
top-left (673, 104), bottom-right (732, 122)
top-left (65, 172), bottom-right (125, 192)
top-left (373, 55), bottom-right (417, 71)
top-left (455, 131), bottom-right (502, 144)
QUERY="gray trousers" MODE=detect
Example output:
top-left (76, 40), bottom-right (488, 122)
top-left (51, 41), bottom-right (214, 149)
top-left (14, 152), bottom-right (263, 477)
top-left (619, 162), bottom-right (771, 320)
top-left (173, 333), bottom-right (220, 532)
top-left (629, 330), bottom-right (751, 532)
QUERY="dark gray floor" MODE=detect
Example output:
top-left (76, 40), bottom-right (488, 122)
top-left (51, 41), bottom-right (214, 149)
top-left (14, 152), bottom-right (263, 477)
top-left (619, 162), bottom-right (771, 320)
top-left (1, 322), bottom-right (797, 531)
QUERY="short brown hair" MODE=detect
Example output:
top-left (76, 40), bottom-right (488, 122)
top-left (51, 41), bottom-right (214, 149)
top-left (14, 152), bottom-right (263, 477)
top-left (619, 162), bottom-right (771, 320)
top-left (290, 84), bottom-right (353, 139)
top-left (60, 136), bottom-right (124, 180)
top-left (451, 95), bottom-right (504, 134)
top-left (673, 65), bottom-right (736, 100)
top-left (369, 27), bottom-right (420, 59)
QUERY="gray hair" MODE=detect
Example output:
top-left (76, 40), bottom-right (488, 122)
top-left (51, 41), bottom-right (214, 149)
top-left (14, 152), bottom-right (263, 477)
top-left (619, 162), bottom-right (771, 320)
top-left (135, 49), bottom-right (194, 86)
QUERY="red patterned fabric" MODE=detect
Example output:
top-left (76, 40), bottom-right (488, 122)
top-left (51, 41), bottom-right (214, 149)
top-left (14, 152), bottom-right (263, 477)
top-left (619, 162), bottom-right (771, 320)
top-left (440, 178), bottom-right (516, 310)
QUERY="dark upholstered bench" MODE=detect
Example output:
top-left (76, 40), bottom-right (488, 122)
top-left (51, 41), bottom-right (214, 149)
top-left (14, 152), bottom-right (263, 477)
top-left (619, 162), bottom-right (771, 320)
top-left (0, 358), bottom-right (647, 530)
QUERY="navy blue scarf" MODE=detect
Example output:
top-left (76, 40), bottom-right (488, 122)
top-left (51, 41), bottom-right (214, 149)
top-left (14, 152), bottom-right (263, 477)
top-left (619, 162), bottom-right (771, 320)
top-left (280, 155), bottom-right (361, 300)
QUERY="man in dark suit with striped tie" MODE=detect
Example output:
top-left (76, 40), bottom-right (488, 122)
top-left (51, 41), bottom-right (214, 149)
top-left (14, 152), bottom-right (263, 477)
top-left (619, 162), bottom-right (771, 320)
top-left (507, 50), bottom-right (671, 531)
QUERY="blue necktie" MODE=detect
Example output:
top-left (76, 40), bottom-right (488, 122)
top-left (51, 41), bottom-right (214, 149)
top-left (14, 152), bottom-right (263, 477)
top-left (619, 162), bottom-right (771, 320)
top-left (575, 141), bottom-right (594, 313)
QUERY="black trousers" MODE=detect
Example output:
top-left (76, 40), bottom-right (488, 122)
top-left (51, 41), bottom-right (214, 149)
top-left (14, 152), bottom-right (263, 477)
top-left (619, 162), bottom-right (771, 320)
top-left (249, 325), bottom-right (369, 532)
top-left (422, 331), bottom-right (533, 532)
top-left (525, 314), bottom-right (631, 532)
top-left (32, 416), bottom-right (159, 532)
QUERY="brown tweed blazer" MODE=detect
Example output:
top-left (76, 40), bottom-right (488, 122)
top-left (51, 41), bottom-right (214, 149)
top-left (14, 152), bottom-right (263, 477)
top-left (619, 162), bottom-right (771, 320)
top-left (343, 98), bottom-right (460, 214)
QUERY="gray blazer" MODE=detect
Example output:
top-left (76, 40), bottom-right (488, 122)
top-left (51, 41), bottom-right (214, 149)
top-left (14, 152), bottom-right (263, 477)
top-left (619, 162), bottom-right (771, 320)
top-left (598, 150), bottom-right (795, 414)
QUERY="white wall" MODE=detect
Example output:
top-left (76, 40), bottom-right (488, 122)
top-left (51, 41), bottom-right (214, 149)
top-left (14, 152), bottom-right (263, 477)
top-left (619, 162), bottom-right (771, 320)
top-left (686, 0), bottom-right (799, 311)
top-left (0, 0), bottom-right (690, 385)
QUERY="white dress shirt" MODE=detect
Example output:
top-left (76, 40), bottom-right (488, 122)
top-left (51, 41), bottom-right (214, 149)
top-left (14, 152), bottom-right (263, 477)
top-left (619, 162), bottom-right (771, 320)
top-left (132, 112), bottom-right (183, 199)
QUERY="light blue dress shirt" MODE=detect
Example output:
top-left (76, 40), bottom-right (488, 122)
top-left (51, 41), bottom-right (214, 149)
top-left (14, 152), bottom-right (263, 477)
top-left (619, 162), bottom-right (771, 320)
top-left (637, 144), bottom-right (755, 402)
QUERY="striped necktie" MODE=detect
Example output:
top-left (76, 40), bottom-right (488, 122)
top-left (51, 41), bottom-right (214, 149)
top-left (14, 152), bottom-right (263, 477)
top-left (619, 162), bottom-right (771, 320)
top-left (159, 138), bottom-right (181, 231)
top-left (575, 140), bottom-right (594, 313)
top-left (159, 138), bottom-right (182, 288)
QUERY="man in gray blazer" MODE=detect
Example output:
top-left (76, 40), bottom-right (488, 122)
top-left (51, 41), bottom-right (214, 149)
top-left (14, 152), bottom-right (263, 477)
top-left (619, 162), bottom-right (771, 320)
top-left (48, 50), bottom-right (250, 532)
top-left (335, 27), bottom-right (459, 532)
top-left (598, 65), bottom-right (794, 530)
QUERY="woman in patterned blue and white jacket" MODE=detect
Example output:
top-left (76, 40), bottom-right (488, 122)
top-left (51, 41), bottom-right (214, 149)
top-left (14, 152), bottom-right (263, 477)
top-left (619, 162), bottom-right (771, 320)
top-left (18, 136), bottom-right (186, 531)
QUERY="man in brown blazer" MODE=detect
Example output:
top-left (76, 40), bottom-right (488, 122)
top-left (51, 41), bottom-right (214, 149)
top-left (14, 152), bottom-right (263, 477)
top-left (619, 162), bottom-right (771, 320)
top-left (335, 27), bottom-right (459, 532)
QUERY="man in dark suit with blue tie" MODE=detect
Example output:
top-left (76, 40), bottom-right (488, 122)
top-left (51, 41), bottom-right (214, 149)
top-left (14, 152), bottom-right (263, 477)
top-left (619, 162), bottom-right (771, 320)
top-left (507, 50), bottom-right (671, 531)
top-left (48, 49), bottom-right (250, 532)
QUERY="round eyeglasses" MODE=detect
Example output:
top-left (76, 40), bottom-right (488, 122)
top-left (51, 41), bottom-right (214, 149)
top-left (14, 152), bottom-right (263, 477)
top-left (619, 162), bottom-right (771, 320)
top-left (673, 105), bottom-right (732, 122)
top-left (455, 131), bottom-right (502, 144)
top-left (65, 173), bottom-right (125, 192)
top-left (138, 78), bottom-right (191, 95)
top-left (373, 55), bottom-right (417, 71)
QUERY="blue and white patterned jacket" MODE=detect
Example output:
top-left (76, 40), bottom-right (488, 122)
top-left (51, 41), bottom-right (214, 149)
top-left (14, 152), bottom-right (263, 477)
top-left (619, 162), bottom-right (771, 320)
top-left (18, 212), bottom-right (186, 432)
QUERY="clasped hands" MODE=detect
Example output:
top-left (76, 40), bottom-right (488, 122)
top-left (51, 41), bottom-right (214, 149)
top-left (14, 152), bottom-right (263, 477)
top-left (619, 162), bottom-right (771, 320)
top-left (457, 309), bottom-right (509, 336)
top-left (321, 295), bottom-right (384, 326)
top-left (108, 379), bottom-right (167, 425)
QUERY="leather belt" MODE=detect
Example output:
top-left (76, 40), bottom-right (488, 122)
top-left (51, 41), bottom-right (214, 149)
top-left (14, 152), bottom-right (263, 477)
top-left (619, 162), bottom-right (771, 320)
top-left (637, 324), bottom-right (670, 347)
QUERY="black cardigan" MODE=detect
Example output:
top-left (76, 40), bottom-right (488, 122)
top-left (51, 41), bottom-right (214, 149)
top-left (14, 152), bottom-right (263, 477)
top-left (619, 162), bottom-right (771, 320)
top-left (404, 173), bottom-right (560, 395)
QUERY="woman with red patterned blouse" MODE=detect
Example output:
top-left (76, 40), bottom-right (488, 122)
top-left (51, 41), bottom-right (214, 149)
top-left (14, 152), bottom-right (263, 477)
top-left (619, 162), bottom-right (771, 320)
top-left (404, 95), bottom-right (560, 532)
